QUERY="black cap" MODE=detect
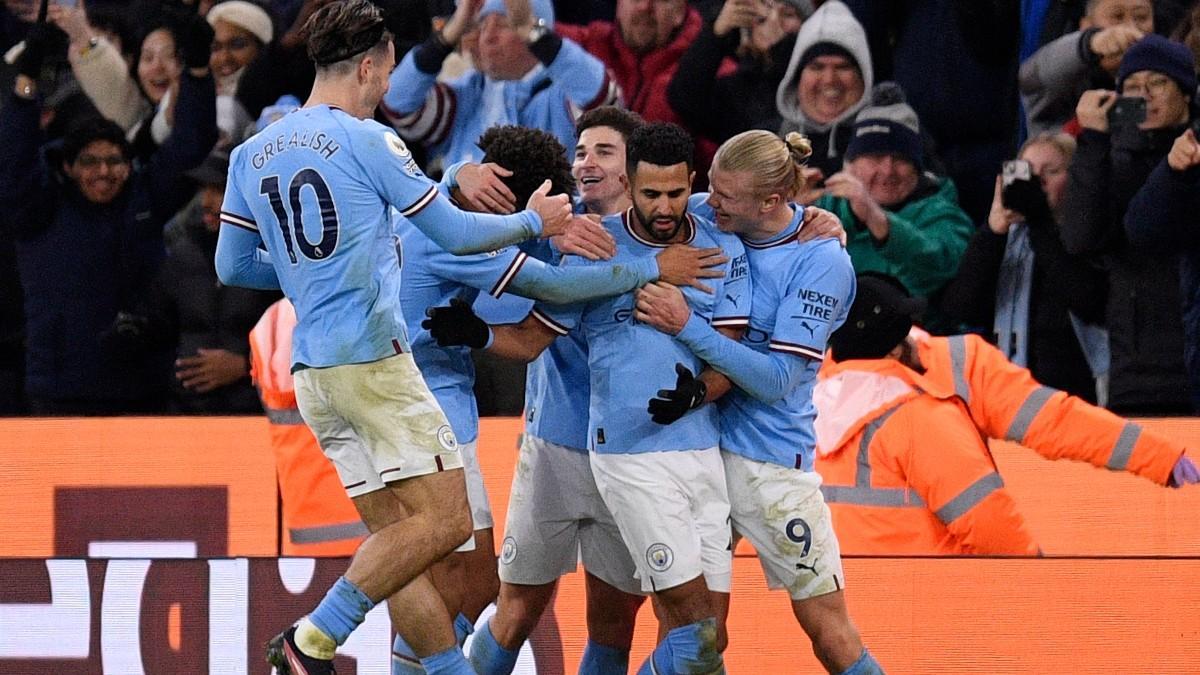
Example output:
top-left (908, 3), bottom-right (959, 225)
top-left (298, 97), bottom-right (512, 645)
top-left (829, 273), bottom-right (926, 361)
top-left (186, 150), bottom-right (230, 186)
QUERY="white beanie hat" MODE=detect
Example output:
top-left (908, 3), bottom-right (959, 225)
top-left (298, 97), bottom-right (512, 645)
top-left (207, 1), bottom-right (275, 45)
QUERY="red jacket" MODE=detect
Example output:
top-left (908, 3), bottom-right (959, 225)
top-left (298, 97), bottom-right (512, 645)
top-left (557, 9), bottom-right (702, 123)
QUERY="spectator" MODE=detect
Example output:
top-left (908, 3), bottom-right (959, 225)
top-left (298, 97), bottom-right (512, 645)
top-left (814, 83), bottom-right (973, 333)
top-left (772, 0), bottom-right (871, 178)
top-left (1020, 0), bottom-right (1153, 136)
top-left (49, 5), bottom-right (217, 160)
top-left (556, 0), bottom-right (701, 123)
top-left (666, 0), bottom-right (811, 150)
top-left (206, 0), bottom-right (272, 96)
top-left (204, 0), bottom-right (274, 144)
top-left (1060, 34), bottom-right (1195, 414)
top-left (0, 30), bottom-right (217, 414)
top-left (382, 0), bottom-right (619, 173)
top-left (1125, 127), bottom-right (1200, 412)
top-left (940, 133), bottom-right (1108, 404)
top-left (48, 4), bottom-right (173, 134)
top-left (1171, 2), bottom-right (1200, 71)
top-left (141, 149), bottom-right (280, 414)
top-left (818, 273), bottom-right (1041, 556)
top-left (845, 0), bottom-right (1020, 224)
top-left (232, 0), bottom-right (328, 120)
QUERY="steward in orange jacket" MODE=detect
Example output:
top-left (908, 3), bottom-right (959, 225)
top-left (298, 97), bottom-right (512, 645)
top-left (908, 328), bottom-right (1187, 486)
top-left (817, 275), bottom-right (1039, 555)
top-left (249, 299), bottom-right (366, 556)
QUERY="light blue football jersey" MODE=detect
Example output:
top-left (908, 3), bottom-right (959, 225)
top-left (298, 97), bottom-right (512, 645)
top-left (535, 209), bottom-right (750, 455)
top-left (497, 239), bottom-right (593, 452)
top-left (221, 105), bottom-right (541, 369)
top-left (691, 196), bottom-right (856, 470)
top-left (398, 228), bottom-right (524, 444)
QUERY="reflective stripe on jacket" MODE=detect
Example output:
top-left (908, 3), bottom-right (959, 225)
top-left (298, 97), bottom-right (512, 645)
top-left (913, 330), bottom-right (1183, 485)
top-left (250, 300), bottom-right (366, 556)
top-left (814, 359), bottom-right (1039, 555)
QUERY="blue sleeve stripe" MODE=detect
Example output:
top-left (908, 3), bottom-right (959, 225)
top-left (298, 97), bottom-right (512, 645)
top-left (490, 251), bottom-right (528, 298)
top-left (711, 315), bottom-right (750, 327)
top-left (770, 342), bottom-right (823, 360)
top-left (399, 185), bottom-right (439, 217)
top-left (220, 211), bottom-right (258, 232)
top-left (531, 308), bottom-right (569, 335)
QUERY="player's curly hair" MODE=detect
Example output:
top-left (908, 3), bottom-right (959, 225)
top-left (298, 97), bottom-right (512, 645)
top-left (713, 129), bottom-right (813, 200)
top-left (478, 125), bottom-right (576, 204)
top-left (625, 122), bottom-right (694, 178)
top-left (305, 0), bottom-right (391, 70)
top-left (576, 106), bottom-right (645, 143)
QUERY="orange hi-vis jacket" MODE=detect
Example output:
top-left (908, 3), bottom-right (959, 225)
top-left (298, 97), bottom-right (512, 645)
top-left (911, 330), bottom-right (1185, 485)
top-left (249, 300), bottom-right (367, 556)
top-left (814, 358), bottom-right (1040, 555)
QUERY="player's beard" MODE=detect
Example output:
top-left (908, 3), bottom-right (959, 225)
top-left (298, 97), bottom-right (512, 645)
top-left (631, 203), bottom-right (686, 242)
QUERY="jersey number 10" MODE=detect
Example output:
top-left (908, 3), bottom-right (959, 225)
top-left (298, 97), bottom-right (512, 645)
top-left (259, 169), bottom-right (340, 264)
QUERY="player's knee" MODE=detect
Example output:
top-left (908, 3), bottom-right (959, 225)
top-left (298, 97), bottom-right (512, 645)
top-left (664, 617), bottom-right (723, 674)
top-left (714, 621), bottom-right (729, 654)
top-left (493, 589), bottom-right (545, 644)
top-left (431, 481), bottom-right (474, 549)
top-left (446, 511), bottom-right (474, 550)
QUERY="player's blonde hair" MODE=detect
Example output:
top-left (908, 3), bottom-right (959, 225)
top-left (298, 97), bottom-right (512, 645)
top-left (712, 130), bottom-right (813, 201)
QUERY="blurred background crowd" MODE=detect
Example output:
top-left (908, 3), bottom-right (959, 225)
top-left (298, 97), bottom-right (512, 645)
top-left (1, 0), bottom-right (1198, 419)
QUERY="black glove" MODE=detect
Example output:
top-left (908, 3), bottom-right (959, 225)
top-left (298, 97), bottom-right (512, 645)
top-left (422, 297), bottom-right (491, 348)
top-left (647, 363), bottom-right (708, 425)
top-left (177, 13), bottom-right (215, 69)
top-left (15, 22), bottom-right (54, 80)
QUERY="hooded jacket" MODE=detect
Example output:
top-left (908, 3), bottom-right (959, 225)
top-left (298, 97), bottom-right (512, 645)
top-left (774, 0), bottom-right (873, 176)
top-left (813, 357), bottom-right (1038, 555)
top-left (912, 331), bottom-right (1183, 485)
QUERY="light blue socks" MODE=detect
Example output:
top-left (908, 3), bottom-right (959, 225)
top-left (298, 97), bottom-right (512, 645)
top-left (580, 639), bottom-right (630, 675)
top-left (467, 618), bottom-right (520, 675)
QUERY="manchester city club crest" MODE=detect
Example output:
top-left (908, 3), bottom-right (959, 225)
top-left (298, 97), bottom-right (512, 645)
top-left (501, 536), bottom-right (517, 564)
top-left (646, 543), bottom-right (673, 572)
top-left (437, 425), bottom-right (458, 452)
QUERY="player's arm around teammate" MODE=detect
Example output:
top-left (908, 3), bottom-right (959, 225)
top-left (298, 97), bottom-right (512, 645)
top-left (636, 130), bottom-right (882, 675)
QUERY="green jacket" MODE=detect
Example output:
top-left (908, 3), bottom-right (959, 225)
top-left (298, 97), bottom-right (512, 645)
top-left (816, 175), bottom-right (973, 302)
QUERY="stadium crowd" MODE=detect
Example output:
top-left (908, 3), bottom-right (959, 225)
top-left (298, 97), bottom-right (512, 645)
top-left (3, 0), bottom-right (1200, 417)
top-left (0, 0), bottom-right (1195, 415)
top-left (4, 0), bottom-right (1200, 673)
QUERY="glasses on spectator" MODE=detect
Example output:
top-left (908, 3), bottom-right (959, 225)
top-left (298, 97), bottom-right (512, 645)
top-left (76, 154), bottom-right (128, 168)
top-left (212, 37), bottom-right (255, 52)
top-left (1122, 75), bottom-right (1175, 98)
